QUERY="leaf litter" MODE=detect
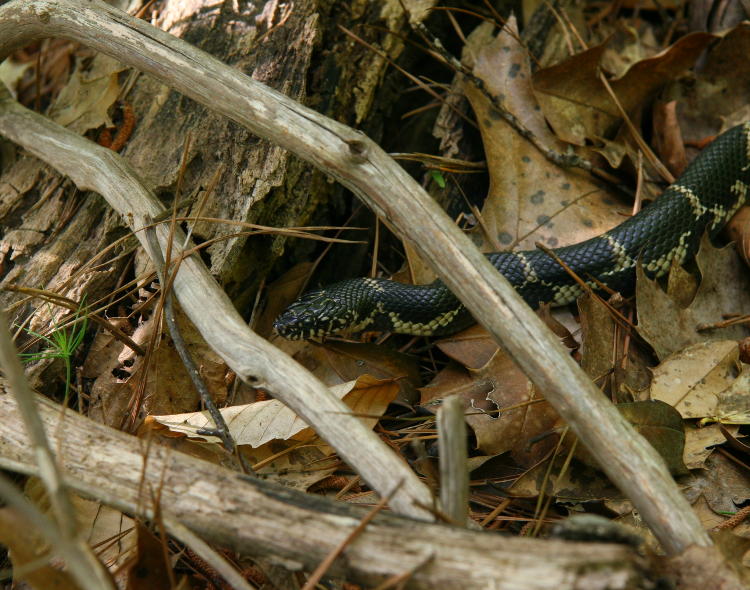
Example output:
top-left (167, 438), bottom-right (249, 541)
top-left (347, 11), bottom-right (748, 555)
top-left (25, 2), bottom-right (750, 582)
top-left (247, 10), bottom-right (750, 553)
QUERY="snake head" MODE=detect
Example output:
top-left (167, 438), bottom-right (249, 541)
top-left (273, 280), bottom-right (367, 340)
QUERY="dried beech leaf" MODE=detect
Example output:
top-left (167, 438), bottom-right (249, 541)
top-left (48, 54), bottom-right (126, 133)
top-left (683, 423), bottom-right (739, 469)
top-left (649, 340), bottom-right (740, 419)
top-left (148, 374), bottom-right (399, 447)
top-left (637, 236), bottom-right (750, 360)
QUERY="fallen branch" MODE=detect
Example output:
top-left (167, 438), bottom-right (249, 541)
top-left (0, 386), bottom-right (645, 590)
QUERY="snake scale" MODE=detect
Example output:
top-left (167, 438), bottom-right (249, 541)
top-left (275, 123), bottom-right (750, 340)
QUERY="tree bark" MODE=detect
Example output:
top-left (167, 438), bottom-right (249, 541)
top-left (0, 0), bottom-right (426, 317)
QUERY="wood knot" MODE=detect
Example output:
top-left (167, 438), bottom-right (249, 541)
top-left (345, 138), bottom-right (368, 161)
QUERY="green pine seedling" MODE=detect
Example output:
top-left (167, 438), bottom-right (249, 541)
top-left (19, 298), bottom-right (89, 404)
top-left (430, 169), bottom-right (446, 188)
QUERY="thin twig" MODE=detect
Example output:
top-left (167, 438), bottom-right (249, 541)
top-left (597, 69), bottom-right (674, 183)
top-left (143, 222), bottom-right (249, 472)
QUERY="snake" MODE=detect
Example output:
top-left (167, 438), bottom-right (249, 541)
top-left (274, 122), bottom-right (750, 340)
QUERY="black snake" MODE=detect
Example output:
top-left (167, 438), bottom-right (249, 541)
top-left (275, 123), bottom-right (750, 340)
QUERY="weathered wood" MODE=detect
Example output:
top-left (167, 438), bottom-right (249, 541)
top-left (0, 385), bottom-right (646, 590)
top-left (437, 394), bottom-right (468, 524)
top-left (0, 0), bottom-right (718, 557)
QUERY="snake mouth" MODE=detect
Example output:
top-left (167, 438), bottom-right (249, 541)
top-left (273, 313), bottom-right (345, 340)
top-left (272, 315), bottom-right (306, 340)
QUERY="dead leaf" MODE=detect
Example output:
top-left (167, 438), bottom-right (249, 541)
top-left (510, 453), bottom-right (621, 501)
top-left (579, 292), bottom-right (618, 389)
top-left (664, 533), bottom-right (750, 588)
top-left (122, 522), bottom-right (171, 590)
top-left (533, 32), bottom-right (716, 145)
top-left (693, 495), bottom-right (728, 530)
top-left (726, 206), bottom-right (750, 267)
top-left (574, 401), bottom-right (688, 476)
top-left (709, 368), bottom-right (750, 425)
top-left (578, 292), bottom-right (652, 400)
top-left (48, 54), bottom-right (126, 133)
top-left (147, 374), bottom-right (399, 447)
top-left (682, 454), bottom-right (750, 530)
top-left (619, 401), bottom-right (688, 475)
top-left (420, 325), bottom-right (559, 463)
top-left (667, 24), bottom-right (750, 144)
top-left (637, 237), bottom-right (750, 360)
top-left (0, 507), bottom-right (82, 590)
top-left (684, 423), bottom-right (739, 470)
top-left (720, 424), bottom-right (750, 456)
top-left (256, 262), bottom-right (314, 338)
top-left (266, 338), bottom-right (420, 405)
top-left (87, 308), bottom-right (229, 428)
top-left (0, 57), bottom-right (32, 97)
top-left (652, 100), bottom-right (688, 177)
top-left (242, 441), bottom-right (338, 491)
top-left (463, 19), bottom-right (629, 254)
top-left (649, 340), bottom-right (737, 416)
top-left (21, 478), bottom-right (134, 587)
top-left (597, 22), bottom-right (660, 79)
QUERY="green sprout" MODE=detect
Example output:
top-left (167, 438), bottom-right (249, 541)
top-left (430, 169), bottom-right (446, 188)
top-left (18, 298), bottom-right (89, 404)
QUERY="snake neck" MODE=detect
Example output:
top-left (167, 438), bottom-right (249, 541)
top-left (351, 278), bottom-right (474, 336)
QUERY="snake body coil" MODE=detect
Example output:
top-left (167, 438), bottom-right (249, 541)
top-left (275, 123), bottom-right (750, 340)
